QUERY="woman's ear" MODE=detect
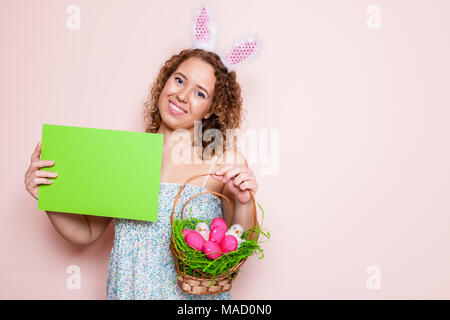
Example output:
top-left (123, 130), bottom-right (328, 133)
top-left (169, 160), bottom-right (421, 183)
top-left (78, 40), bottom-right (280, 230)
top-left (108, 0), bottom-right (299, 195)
top-left (204, 112), bottom-right (212, 120)
top-left (203, 105), bottom-right (214, 119)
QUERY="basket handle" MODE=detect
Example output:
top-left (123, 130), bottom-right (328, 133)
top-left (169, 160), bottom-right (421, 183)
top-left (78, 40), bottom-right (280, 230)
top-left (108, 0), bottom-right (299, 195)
top-left (169, 173), bottom-right (258, 240)
top-left (170, 173), bottom-right (230, 226)
top-left (180, 191), bottom-right (233, 227)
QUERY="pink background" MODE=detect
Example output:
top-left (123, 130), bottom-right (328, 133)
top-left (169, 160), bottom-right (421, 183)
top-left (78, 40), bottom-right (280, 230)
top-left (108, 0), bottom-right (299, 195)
top-left (1, 0), bottom-right (450, 299)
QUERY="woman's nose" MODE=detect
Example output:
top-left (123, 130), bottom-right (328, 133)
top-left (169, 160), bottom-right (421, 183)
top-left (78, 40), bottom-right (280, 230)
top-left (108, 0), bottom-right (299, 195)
top-left (177, 86), bottom-right (190, 102)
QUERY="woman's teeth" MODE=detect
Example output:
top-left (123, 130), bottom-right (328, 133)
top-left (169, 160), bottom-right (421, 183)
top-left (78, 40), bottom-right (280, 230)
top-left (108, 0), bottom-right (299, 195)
top-left (170, 102), bottom-right (187, 113)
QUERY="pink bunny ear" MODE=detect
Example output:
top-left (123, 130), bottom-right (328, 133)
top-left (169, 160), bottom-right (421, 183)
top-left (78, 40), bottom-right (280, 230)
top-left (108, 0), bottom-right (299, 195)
top-left (191, 5), bottom-right (218, 51)
top-left (221, 36), bottom-right (261, 72)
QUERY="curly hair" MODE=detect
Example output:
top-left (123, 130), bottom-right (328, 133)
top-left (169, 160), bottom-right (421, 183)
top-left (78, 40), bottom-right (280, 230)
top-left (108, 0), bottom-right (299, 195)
top-left (142, 48), bottom-right (243, 160)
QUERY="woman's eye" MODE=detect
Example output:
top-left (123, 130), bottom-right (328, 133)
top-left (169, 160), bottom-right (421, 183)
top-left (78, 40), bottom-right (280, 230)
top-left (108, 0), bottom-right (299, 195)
top-left (197, 91), bottom-right (205, 99)
top-left (174, 76), bottom-right (205, 99)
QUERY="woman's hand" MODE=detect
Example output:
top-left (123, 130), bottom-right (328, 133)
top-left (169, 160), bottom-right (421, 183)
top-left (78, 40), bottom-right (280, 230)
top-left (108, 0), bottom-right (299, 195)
top-left (24, 142), bottom-right (58, 200)
top-left (211, 164), bottom-right (258, 205)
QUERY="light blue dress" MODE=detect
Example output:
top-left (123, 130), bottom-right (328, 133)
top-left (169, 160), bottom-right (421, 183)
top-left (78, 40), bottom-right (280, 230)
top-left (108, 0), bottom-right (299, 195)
top-left (106, 163), bottom-right (232, 300)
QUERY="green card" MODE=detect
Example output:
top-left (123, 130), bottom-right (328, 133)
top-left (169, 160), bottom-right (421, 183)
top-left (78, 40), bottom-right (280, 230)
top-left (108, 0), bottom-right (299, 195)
top-left (37, 124), bottom-right (163, 222)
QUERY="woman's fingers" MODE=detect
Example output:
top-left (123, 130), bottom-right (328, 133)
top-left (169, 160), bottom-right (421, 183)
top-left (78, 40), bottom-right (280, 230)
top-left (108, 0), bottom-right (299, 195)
top-left (238, 180), bottom-right (258, 193)
top-left (30, 142), bottom-right (55, 168)
top-left (25, 143), bottom-right (56, 200)
top-left (35, 170), bottom-right (58, 178)
top-left (221, 166), bottom-right (249, 183)
top-left (33, 159), bottom-right (55, 169)
top-left (33, 177), bottom-right (53, 185)
top-left (232, 171), bottom-right (252, 186)
top-left (31, 142), bottom-right (41, 160)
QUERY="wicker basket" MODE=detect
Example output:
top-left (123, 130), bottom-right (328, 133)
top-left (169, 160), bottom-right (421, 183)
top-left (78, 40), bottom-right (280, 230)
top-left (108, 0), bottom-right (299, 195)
top-left (169, 173), bottom-right (257, 295)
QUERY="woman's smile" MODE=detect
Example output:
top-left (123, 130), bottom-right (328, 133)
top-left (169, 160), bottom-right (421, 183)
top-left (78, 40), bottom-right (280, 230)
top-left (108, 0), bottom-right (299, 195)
top-left (168, 100), bottom-right (188, 115)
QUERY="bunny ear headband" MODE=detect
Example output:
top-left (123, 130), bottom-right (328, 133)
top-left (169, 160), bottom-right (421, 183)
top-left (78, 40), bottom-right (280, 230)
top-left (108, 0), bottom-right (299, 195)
top-left (191, 5), bottom-right (261, 72)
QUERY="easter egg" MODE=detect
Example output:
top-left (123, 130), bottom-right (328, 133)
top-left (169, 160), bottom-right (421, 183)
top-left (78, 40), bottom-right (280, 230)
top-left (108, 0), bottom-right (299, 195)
top-left (211, 217), bottom-right (227, 231)
top-left (195, 222), bottom-right (210, 233)
top-left (202, 241), bottom-right (222, 260)
top-left (226, 224), bottom-right (244, 238)
top-left (195, 222), bottom-right (210, 241)
top-left (220, 235), bottom-right (238, 253)
top-left (185, 231), bottom-right (205, 251)
top-left (182, 229), bottom-right (191, 240)
top-left (209, 226), bottom-right (226, 243)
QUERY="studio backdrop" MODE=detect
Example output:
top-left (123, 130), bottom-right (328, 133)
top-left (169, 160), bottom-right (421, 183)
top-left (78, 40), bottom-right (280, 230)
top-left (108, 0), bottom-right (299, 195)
top-left (1, 0), bottom-right (450, 299)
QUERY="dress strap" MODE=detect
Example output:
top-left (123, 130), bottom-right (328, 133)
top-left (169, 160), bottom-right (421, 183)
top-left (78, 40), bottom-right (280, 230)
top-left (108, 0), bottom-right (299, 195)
top-left (201, 154), bottom-right (219, 188)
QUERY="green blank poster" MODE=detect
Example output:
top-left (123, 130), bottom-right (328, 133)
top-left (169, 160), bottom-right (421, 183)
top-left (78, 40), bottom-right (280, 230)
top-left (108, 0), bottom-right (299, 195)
top-left (38, 124), bottom-right (163, 222)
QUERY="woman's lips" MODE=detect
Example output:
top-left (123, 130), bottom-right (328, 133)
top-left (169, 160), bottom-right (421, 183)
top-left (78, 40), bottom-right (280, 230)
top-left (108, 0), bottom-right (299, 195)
top-left (168, 100), bottom-right (187, 115)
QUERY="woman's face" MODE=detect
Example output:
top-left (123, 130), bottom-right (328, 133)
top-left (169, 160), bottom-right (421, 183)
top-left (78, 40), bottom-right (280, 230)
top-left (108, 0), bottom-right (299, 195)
top-left (158, 57), bottom-right (216, 130)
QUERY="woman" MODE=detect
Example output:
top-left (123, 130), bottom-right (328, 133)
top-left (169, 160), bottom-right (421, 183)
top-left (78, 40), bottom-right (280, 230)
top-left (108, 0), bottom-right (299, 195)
top-left (24, 48), bottom-right (258, 299)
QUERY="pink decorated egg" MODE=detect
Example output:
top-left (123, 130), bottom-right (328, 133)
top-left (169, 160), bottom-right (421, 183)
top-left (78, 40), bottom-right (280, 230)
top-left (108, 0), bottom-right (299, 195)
top-left (182, 229), bottom-right (191, 240)
top-left (202, 240), bottom-right (223, 260)
top-left (185, 231), bottom-right (205, 251)
top-left (211, 217), bottom-right (227, 231)
top-left (220, 235), bottom-right (238, 253)
top-left (209, 226), bottom-right (226, 243)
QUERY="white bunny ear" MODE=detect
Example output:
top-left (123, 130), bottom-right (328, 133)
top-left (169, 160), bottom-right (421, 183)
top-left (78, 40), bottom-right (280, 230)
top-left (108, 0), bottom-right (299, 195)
top-left (191, 5), bottom-right (218, 51)
top-left (220, 35), bottom-right (262, 72)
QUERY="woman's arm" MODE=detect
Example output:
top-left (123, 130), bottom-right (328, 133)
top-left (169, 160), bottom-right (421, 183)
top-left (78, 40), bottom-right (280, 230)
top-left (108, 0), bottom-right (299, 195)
top-left (221, 186), bottom-right (257, 231)
top-left (46, 211), bottom-right (112, 246)
top-left (25, 142), bottom-right (113, 246)
top-left (212, 150), bottom-right (259, 231)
